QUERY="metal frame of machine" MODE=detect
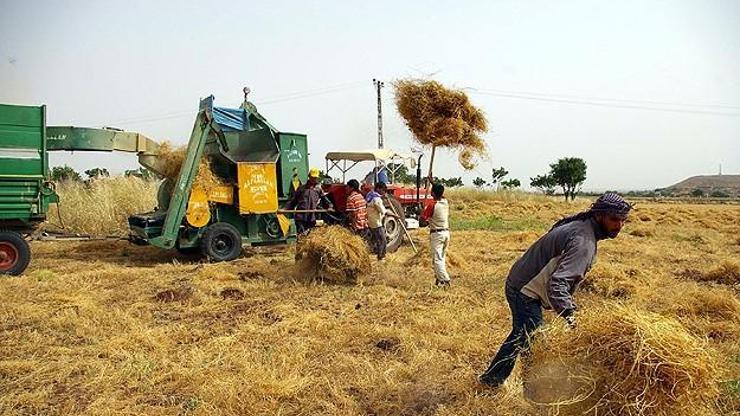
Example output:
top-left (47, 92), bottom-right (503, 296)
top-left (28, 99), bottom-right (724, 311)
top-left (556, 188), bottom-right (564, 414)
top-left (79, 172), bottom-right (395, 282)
top-left (1, 92), bottom-right (312, 275)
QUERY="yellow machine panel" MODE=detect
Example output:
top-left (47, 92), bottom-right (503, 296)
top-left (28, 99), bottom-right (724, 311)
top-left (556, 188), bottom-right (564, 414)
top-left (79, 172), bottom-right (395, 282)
top-left (206, 184), bottom-right (234, 205)
top-left (186, 184), bottom-right (234, 228)
top-left (186, 187), bottom-right (211, 228)
top-left (237, 162), bottom-right (278, 214)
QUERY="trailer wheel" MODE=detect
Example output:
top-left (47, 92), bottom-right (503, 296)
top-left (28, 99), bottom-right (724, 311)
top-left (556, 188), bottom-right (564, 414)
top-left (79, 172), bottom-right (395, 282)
top-left (201, 223), bottom-right (242, 262)
top-left (383, 195), bottom-right (406, 253)
top-left (0, 231), bottom-right (31, 276)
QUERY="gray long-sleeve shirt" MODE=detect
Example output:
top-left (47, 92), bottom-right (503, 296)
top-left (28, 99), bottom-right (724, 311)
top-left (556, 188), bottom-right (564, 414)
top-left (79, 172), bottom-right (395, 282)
top-left (507, 217), bottom-right (607, 314)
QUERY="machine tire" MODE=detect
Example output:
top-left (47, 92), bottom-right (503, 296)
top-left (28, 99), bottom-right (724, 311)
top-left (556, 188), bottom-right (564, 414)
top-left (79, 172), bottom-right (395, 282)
top-left (383, 195), bottom-right (406, 253)
top-left (200, 222), bottom-right (242, 262)
top-left (0, 231), bottom-right (31, 276)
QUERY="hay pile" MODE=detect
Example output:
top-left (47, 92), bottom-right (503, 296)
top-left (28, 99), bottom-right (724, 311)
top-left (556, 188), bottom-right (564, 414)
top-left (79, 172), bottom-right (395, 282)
top-left (393, 79), bottom-right (488, 171)
top-left (528, 305), bottom-right (721, 416)
top-left (295, 226), bottom-right (372, 284)
top-left (157, 141), bottom-right (225, 192)
top-left (46, 176), bottom-right (157, 236)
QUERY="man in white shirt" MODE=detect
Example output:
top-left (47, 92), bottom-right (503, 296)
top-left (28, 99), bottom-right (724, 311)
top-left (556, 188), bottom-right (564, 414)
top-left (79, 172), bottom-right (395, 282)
top-left (421, 183), bottom-right (450, 287)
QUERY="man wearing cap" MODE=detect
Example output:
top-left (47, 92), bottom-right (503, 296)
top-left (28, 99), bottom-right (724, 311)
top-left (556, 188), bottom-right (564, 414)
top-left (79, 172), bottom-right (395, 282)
top-left (286, 167), bottom-right (333, 235)
top-left (478, 192), bottom-right (632, 389)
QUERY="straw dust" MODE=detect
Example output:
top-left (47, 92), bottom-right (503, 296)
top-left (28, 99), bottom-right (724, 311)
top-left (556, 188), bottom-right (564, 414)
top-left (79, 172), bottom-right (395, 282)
top-left (157, 141), bottom-right (225, 193)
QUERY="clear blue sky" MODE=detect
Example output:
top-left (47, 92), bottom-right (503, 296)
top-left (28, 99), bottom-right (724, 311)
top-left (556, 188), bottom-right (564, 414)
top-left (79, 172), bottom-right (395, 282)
top-left (2, 0), bottom-right (739, 190)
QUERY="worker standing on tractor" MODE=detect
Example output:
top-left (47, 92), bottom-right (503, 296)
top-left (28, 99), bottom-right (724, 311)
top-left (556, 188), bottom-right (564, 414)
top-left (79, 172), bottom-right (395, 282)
top-left (286, 167), bottom-right (333, 235)
top-left (478, 192), bottom-right (632, 389)
top-left (365, 181), bottom-right (396, 261)
top-left (345, 179), bottom-right (369, 240)
top-left (421, 183), bottom-right (451, 287)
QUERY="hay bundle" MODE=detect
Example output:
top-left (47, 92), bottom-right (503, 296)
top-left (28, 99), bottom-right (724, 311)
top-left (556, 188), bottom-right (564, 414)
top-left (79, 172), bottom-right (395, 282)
top-left (295, 226), bottom-right (372, 284)
top-left (528, 306), bottom-right (721, 415)
top-left (394, 79), bottom-right (488, 176)
top-left (157, 141), bottom-right (225, 192)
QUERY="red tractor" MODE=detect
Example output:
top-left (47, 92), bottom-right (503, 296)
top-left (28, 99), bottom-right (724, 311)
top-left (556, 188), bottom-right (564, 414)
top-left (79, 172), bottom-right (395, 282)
top-left (320, 150), bottom-right (432, 252)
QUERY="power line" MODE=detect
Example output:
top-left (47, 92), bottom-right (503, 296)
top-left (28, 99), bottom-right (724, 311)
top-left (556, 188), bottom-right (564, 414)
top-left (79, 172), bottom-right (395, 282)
top-left (83, 81), bottom-right (366, 126)
top-left (468, 87), bottom-right (740, 110)
top-left (467, 90), bottom-right (740, 116)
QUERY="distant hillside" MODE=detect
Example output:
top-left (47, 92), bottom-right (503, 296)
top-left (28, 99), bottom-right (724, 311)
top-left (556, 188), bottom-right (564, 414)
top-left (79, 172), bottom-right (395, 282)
top-left (660, 174), bottom-right (740, 198)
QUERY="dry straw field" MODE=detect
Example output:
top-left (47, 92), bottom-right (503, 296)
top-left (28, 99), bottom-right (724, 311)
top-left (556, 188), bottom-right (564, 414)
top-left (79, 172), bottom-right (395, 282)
top-left (1, 179), bottom-right (739, 415)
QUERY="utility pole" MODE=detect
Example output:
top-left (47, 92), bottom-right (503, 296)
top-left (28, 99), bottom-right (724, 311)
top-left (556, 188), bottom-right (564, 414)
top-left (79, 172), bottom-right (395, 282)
top-left (373, 78), bottom-right (385, 149)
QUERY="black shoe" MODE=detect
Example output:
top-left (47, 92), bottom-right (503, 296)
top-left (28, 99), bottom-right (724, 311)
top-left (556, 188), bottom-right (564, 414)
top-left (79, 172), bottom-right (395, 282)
top-left (475, 376), bottom-right (503, 395)
top-left (435, 279), bottom-right (451, 288)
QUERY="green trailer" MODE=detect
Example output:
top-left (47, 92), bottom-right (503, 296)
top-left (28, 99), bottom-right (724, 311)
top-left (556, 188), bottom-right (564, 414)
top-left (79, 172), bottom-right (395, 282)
top-left (1, 92), bottom-right (310, 275)
top-left (0, 104), bottom-right (58, 275)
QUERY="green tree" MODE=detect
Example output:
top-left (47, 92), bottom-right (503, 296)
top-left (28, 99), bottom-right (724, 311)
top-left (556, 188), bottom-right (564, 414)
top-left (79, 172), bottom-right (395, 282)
top-left (125, 167), bottom-right (157, 181)
top-left (433, 176), bottom-right (464, 187)
top-left (501, 178), bottom-right (521, 189)
top-left (549, 157), bottom-right (587, 201)
top-left (690, 188), bottom-right (704, 198)
top-left (387, 163), bottom-right (417, 184)
top-left (530, 174), bottom-right (557, 195)
top-left (50, 165), bottom-right (81, 182)
top-left (84, 167), bottom-right (110, 179)
top-left (473, 177), bottom-right (487, 188)
top-left (491, 167), bottom-right (509, 190)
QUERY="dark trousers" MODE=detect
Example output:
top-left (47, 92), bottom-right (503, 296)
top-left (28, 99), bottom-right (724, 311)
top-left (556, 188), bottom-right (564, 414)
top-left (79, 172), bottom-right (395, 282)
top-left (296, 220), bottom-right (316, 235)
top-left (369, 226), bottom-right (387, 260)
top-left (480, 283), bottom-right (544, 385)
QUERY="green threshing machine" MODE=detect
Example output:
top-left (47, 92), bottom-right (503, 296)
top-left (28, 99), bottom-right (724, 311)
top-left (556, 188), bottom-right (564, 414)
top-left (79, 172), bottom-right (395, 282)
top-left (0, 93), bottom-right (310, 275)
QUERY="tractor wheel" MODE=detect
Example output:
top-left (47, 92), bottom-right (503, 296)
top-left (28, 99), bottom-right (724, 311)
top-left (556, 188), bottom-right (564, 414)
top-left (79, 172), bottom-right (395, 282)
top-left (0, 231), bottom-right (31, 276)
top-left (200, 222), bottom-right (243, 262)
top-left (383, 195), bottom-right (406, 253)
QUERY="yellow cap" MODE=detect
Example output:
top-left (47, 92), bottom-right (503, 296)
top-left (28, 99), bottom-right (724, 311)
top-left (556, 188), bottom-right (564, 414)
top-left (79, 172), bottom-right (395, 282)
top-left (309, 167), bottom-right (320, 178)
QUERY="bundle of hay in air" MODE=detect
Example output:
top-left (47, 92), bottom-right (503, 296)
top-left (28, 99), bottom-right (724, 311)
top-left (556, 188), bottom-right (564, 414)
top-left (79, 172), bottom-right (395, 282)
top-left (295, 226), bottom-right (372, 284)
top-left (394, 79), bottom-right (488, 179)
top-left (156, 141), bottom-right (225, 193)
top-left (527, 305), bottom-right (721, 416)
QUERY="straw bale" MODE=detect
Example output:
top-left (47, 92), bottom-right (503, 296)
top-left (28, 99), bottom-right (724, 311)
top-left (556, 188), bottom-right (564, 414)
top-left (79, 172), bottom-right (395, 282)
top-left (393, 79), bottom-right (488, 169)
top-left (528, 305), bottom-right (721, 416)
top-left (295, 226), bottom-right (372, 284)
top-left (157, 141), bottom-right (225, 193)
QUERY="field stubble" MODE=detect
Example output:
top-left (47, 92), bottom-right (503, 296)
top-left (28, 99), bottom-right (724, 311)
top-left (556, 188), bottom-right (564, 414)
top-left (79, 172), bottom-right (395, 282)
top-left (1, 183), bottom-right (739, 415)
